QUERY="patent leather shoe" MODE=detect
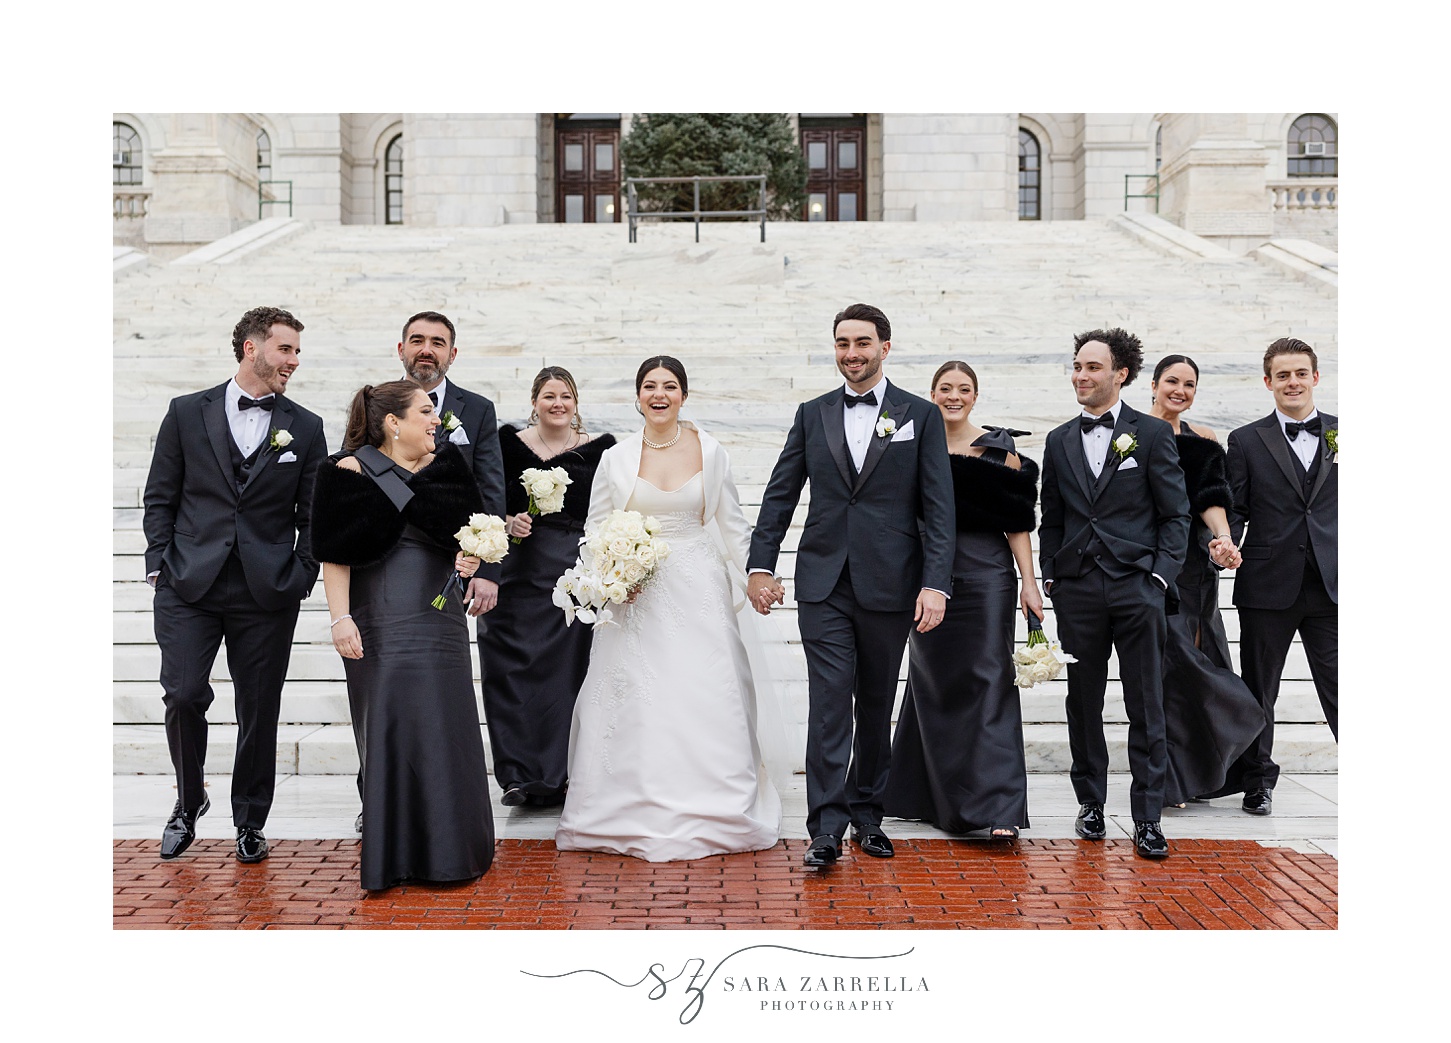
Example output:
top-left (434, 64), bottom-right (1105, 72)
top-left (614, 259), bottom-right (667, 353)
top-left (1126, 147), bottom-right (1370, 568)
top-left (1074, 802), bottom-right (1106, 840)
top-left (802, 835), bottom-right (840, 868)
top-left (1242, 788), bottom-right (1273, 816)
top-left (235, 827), bottom-right (269, 864)
top-left (851, 827), bottom-right (895, 858)
top-left (354, 812), bottom-right (363, 834)
top-left (160, 796), bottom-right (209, 860)
top-left (1133, 820), bottom-right (1169, 859)
top-left (500, 787), bottom-right (528, 807)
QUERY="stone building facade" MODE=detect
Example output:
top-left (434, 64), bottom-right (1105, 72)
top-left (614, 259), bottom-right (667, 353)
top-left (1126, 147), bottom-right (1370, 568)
top-left (113, 112), bottom-right (1337, 258)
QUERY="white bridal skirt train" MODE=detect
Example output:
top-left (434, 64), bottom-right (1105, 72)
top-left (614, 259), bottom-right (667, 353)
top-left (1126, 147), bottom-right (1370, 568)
top-left (554, 474), bottom-right (783, 861)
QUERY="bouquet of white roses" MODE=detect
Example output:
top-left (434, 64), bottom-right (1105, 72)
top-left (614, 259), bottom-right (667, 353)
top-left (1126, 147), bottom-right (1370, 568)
top-left (432, 513), bottom-right (509, 609)
top-left (551, 509), bottom-right (671, 628)
top-left (1012, 613), bottom-right (1077, 688)
top-left (514, 466), bottom-right (572, 543)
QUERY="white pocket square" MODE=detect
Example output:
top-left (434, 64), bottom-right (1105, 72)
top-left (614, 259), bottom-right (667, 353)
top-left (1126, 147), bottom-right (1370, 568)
top-left (1118, 457), bottom-right (1138, 470)
top-left (277, 451), bottom-right (298, 463)
top-left (449, 427), bottom-right (470, 446)
top-left (890, 419), bottom-right (915, 442)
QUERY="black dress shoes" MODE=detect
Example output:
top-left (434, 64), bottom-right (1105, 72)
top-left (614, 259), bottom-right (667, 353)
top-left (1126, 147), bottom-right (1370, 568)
top-left (851, 827), bottom-right (895, 859)
top-left (1074, 802), bottom-right (1107, 840)
top-left (236, 827), bottom-right (269, 864)
top-left (1133, 820), bottom-right (1169, 859)
top-left (160, 797), bottom-right (210, 860)
top-left (803, 835), bottom-right (841, 868)
top-left (354, 812), bottom-right (363, 834)
top-left (1242, 789), bottom-right (1273, 816)
top-left (500, 787), bottom-right (528, 807)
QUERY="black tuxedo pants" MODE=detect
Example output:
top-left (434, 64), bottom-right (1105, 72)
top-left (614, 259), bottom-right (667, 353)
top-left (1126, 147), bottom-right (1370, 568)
top-left (154, 555), bottom-right (300, 829)
top-left (1050, 568), bottom-right (1168, 821)
top-left (1235, 560), bottom-right (1338, 791)
top-left (796, 569), bottom-right (915, 839)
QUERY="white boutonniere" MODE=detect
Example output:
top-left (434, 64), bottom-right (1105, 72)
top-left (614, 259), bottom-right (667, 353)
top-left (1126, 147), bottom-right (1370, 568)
top-left (1111, 432), bottom-right (1138, 461)
top-left (441, 410), bottom-right (461, 432)
top-left (269, 427), bottom-right (293, 452)
top-left (875, 412), bottom-right (896, 439)
top-left (1325, 428), bottom-right (1338, 463)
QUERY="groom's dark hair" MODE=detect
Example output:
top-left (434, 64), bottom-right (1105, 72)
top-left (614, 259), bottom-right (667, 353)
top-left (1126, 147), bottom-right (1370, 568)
top-left (1263, 337), bottom-right (1318, 377)
top-left (833, 303), bottom-right (891, 342)
top-left (1073, 327), bottom-right (1145, 387)
top-left (402, 310), bottom-right (457, 348)
top-left (232, 306), bottom-right (303, 362)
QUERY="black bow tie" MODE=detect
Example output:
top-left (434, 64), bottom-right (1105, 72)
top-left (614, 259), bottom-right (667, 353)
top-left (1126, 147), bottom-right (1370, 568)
top-left (429, 391), bottom-right (440, 409)
top-left (238, 395), bottom-right (275, 411)
top-left (1284, 417), bottom-right (1321, 440)
top-left (844, 390), bottom-right (877, 408)
top-left (1080, 412), bottom-right (1114, 433)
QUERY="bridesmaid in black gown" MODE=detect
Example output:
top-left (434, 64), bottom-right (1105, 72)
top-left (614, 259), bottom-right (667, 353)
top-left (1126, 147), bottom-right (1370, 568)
top-left (481, 367), bottom-right (614, 807)
top-left (884, 362), bottom-right (1041, 838)
top-left (312, 379), bottom-right (495, 891)
top-left (1148, 355), bottom-right (1268, 805)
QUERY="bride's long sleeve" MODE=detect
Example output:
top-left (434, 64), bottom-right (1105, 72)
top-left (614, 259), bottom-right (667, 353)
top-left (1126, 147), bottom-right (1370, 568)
top-left (585, 446), bottom-right (618, 531)
top-left (710, 448), bottom-right (753, 583)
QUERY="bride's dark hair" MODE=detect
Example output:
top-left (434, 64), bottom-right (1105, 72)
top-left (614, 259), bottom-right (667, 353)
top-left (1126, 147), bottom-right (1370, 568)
top-left (635, 356), bottom-right (688, 399)
top-left (343, 379), bottom-right (425, 451)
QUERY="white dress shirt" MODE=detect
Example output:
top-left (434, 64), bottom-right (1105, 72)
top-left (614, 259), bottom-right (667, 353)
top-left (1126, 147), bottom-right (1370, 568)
top-left (226, 378), bottom-right (275, 457)
top-left (1276, 408), bottom-right (1321, 470)
top-left (1079, 402), bottom-right (1121, 478)
top-left (843, 374), bottom-right (888, 472)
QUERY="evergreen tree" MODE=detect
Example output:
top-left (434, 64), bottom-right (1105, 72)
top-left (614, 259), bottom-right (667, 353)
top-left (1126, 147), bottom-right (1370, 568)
top-left (621, 113), bottom-right (807, 220)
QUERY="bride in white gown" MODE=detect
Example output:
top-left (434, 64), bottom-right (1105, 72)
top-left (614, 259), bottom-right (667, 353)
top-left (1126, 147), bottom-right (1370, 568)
top-left (554, 357), bottom-right (782, 861)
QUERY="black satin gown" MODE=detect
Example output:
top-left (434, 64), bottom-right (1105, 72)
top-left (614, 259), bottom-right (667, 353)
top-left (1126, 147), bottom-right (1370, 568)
top-left (885, 430), bottom-right (1034, 833)
top-left (1162, 430), bottom-right (1269, 804)
top-left (346, 523), bottom-right (495, 891)
top-left (480, 427), bottom-right (614, 803)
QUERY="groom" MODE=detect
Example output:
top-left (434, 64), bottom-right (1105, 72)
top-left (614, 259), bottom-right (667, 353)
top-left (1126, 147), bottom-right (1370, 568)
top-left (748, 303), bottom-right (955, 869)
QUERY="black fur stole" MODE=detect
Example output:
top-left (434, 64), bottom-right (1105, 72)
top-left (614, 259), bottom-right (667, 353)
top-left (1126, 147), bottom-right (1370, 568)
top-left (499, 425), bottom-right (616, 521)
top-left (310, 443), bottom-right (485, 567)
top-left (1175, 432), bottom-right (1232, 515)
top-left (951, 452), bottom-right (1040, 534)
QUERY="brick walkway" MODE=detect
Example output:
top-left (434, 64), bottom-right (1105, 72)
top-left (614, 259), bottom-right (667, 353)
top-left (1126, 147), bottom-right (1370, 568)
top-left (114, 837), bottom-right (1336, 930)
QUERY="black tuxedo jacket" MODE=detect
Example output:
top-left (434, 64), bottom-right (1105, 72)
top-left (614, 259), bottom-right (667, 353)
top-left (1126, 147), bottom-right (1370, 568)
top-left (436, 381), bottom-right (506, 583)
top-left (1039, 402), bottom-right (1190, 597)
top-left (1226, 411), bottom-right (1338, 608)
top-left (747, 382), bottom-right (955, 611)
top-left (143, 381), bottom-right (327, 610)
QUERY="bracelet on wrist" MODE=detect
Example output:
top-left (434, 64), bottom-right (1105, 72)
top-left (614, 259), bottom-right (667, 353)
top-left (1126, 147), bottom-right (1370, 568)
top-left (330, 614), bottom-right (352, 629)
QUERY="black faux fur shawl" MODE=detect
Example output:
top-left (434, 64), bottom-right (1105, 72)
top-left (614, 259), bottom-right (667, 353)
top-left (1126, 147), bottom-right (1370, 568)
top-left (1175, 432), bottom-right (1233, 515)
top-left (951, 452), bottom-right (1040, 534)
top-left (309, 442), bottom-right (486, 567)
top-left (499, 425), bottom-right (616, 521)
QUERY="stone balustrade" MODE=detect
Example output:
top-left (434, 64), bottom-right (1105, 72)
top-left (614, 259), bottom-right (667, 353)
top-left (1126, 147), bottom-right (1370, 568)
top-left (113, 188), bottom-right (151, 219)
top-left (1268, 179), bottom-right (1337, 211)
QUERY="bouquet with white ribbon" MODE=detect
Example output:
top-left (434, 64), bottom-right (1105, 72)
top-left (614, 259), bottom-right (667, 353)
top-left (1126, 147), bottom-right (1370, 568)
top-left (552, 509), bottom-right (670, 628)
top-left (1013, 611), bottom-right (1077, 688)
top-left (514, 466), bottom-right (572, 543)
top-left (432, 513), bottom-right (509, 609)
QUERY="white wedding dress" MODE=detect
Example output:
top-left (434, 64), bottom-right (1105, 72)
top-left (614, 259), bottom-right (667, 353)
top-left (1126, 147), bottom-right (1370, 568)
top-left (555, 450), bottom-right (783, 861)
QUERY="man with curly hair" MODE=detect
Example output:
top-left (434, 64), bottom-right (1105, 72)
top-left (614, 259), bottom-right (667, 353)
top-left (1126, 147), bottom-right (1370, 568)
top-left (1039, 328), bottom-right (1189, 858)
top-left (143, 306), bottom-right (328, 864)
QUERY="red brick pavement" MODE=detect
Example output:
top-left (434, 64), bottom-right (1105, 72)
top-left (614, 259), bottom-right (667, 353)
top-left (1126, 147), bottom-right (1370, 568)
top-left (113, 837), bottom-right (1336, 930)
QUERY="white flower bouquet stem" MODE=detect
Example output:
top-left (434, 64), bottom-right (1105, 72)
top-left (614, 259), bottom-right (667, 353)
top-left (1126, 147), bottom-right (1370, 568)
top-left (552, 509), bottom-right (671, 629)
top-left (1012, 612), bottom-right (1077, 688)
top-left (514, 466), bottom-right (572, 544)
top-left (433, 513), bottom-right (509, 609)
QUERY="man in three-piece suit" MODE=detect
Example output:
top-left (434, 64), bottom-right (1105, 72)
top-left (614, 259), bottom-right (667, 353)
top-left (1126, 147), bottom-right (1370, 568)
top-left (1039, 328), bottom-right (1189, 859)
top-left (143, 307), bottom-right (328, 862)
top-left (1224, 337), bottom-right (1337, 817)
top-left (747, 303), bottom-right (955, 869)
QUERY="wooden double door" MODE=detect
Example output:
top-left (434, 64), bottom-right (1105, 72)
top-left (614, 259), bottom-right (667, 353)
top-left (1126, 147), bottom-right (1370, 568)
top-left (801, 117), bottom-right (865, 222)
top-left (556, 119), bottom-right (620, 223)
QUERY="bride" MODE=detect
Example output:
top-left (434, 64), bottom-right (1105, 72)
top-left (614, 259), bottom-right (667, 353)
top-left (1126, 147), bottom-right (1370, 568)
top-left (554, 356), bottom-right (783, 861)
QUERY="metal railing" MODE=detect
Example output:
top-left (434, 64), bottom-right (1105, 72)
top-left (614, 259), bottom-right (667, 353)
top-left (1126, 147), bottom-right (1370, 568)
top-left (258, 179), bottom-right (293, 219)
top-left (625, 174), bottom-right (767, 243)
top-left (1124, 173), bottom-right (1159, 213)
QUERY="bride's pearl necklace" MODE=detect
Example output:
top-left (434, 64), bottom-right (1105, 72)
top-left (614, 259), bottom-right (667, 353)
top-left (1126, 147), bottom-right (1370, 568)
top-left (642, 424), bottom-right (682, 450)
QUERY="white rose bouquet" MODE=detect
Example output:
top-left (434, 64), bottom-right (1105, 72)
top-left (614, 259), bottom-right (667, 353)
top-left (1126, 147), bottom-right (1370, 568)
top-left (552, 509), bottom-right (671, 628)
top-left (514, 466), bottom-right (572, 543)
top-left (1012, 613), bottom-right (1077, 688)
top-left (432, 513), bottom-right (509, 609)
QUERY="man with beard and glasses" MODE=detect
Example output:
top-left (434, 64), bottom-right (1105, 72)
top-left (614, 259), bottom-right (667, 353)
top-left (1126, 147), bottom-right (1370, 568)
top-left (143, 306), bottom-right (327, 864)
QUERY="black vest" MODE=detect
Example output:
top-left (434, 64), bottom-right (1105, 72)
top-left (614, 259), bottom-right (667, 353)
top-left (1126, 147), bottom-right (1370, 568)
top-left (228, 435), bottom-right (264, 493)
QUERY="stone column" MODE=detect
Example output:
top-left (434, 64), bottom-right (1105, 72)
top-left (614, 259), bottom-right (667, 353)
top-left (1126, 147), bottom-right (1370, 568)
top-left (144, 114), bottom-right (260, 251)
top-left (1157, 114), bottom-right (1272, 245)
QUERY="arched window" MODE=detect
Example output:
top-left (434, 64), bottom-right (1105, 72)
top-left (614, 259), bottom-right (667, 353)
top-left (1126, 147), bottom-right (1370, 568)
top-left (256, 129), bottom-right (272, 183)
top-left (385, 134), bottom-right (403, 225)
top-left (1288, 114), bottom-right (1337, 177)
top-left (1018, 128), bottom-right (1041, 220)
top-left (113, 122), bottom-right (142, 186)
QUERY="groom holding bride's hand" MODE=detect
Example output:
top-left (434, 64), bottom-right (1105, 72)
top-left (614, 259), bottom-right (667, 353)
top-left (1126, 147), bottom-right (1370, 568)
top-left (748, 303), bottom-right (955, 869)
